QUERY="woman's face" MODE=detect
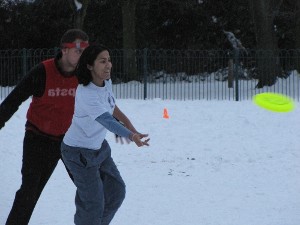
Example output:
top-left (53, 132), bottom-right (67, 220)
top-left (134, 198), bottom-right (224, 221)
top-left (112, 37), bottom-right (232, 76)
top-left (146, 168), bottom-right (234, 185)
top-left (89, 50), bottom-right (112, 87)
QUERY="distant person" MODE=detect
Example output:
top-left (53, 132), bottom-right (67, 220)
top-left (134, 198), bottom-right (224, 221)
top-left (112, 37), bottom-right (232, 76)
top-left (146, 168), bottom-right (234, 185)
top-left (0, 29), bottom-right (89, 225)
top-left (61, 44), bottom-right (150, 225)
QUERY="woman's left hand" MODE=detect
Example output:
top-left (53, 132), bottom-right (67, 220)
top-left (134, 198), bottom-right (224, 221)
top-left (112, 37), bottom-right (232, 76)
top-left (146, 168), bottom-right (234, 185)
top-left (132, 133), bottom-right (150, 147)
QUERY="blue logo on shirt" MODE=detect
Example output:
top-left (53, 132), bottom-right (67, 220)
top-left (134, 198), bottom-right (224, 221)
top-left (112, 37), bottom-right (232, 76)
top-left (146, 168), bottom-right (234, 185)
top-left (108, 95), bottom-right (115, 109)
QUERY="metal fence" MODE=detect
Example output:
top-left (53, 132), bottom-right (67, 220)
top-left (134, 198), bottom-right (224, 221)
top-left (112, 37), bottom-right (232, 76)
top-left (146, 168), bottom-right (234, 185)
top-left (1, 48), bottom-right (299, 101)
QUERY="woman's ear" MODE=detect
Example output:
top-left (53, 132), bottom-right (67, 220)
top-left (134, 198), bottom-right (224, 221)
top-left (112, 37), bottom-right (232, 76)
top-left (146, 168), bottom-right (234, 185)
top-left (87, 64), bottom-right (93, 71)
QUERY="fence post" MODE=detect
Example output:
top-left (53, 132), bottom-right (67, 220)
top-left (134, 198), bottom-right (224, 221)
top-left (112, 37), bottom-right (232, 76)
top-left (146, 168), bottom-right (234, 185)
top-left (228, 58), bottom-right (233, 88)
top-left (54, 47), bottom-right (60, 56)
top-left (143, 48), bottom-right (148, 100)
top-left (233, 49), bottom-right (239, 101)
top-left (22, 48), bottom-right (27, 77)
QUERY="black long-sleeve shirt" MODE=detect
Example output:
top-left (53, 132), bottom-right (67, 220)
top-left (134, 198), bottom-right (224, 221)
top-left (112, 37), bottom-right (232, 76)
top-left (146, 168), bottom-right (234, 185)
top-left (0, 53), bottom-right (72, 129)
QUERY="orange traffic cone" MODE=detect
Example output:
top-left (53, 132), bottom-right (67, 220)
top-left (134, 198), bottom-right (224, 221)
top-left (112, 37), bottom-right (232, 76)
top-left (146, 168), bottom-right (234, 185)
top-left (163, 108), bottom-right (170, 119)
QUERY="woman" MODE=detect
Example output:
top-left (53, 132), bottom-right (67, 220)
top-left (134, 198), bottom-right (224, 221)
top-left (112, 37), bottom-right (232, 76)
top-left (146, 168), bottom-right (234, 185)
top-left (61, 44), bottom-right (150, 225)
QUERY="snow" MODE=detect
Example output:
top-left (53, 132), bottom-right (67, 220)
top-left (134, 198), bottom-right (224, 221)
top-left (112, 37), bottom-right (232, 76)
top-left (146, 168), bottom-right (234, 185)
top-left (0, 97), bottom-right (300, 225)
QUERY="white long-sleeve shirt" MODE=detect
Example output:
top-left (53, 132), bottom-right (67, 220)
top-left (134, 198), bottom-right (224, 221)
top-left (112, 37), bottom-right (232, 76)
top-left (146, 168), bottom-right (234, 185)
top-left (64, 79), bottom-right (131, 150)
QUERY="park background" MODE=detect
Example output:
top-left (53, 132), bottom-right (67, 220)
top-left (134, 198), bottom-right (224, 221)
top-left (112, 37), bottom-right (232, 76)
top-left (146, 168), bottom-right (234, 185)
top-left (1, 1), bottom-right (300, 224)
top-left (1, 0), bottom-right (300, 90)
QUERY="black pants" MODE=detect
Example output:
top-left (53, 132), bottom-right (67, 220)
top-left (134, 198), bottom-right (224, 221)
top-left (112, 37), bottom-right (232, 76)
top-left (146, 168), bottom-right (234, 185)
top-left (6, 130), bottom-right (72, 225)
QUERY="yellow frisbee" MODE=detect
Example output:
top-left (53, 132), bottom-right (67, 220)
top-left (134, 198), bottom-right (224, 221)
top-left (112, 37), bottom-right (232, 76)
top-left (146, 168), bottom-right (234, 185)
top-left (253, 92), bottom-right (295, 112)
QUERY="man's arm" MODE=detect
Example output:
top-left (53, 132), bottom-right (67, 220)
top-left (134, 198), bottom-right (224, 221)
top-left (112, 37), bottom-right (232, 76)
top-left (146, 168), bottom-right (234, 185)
top-left (0, 64), bottom-right (46, 129)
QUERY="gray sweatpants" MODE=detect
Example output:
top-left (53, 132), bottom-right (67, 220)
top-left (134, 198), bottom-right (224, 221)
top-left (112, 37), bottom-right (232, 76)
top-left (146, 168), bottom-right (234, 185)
top-left (61, 140), bottom-right (126, 225)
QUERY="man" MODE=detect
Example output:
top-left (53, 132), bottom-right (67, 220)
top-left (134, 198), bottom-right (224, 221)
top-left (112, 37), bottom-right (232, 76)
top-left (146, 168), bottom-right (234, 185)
top-left (0, 29), bottom-right (89, 225)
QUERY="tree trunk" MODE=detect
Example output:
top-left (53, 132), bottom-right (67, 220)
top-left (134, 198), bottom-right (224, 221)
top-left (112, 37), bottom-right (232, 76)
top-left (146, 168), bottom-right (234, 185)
top-left (248, 0), bottom-right (281, 88)
top-left (69, 0), bottom-right (90, 29)
top-left (122, 0), bottom-right (138, 82)
top-left (295, 0), bottom-right (300, 72)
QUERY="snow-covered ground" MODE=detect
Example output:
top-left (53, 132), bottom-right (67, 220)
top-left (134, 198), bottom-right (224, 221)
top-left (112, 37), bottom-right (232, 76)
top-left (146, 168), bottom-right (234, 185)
top-left (0, 97), bottom-right (299, 225)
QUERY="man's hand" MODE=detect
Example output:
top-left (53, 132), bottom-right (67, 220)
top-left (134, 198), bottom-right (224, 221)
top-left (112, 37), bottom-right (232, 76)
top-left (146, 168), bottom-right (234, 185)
top-left (114, 118), bottom-right (131, 144)
top-left (115, 134), bottom-right (131, 144)
top-left (0, 121), bottom-right (4, 129)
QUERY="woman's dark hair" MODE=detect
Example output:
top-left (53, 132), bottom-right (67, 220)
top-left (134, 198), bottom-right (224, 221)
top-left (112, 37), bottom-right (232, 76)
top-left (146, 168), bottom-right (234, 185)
top-left (76, 44), bottom-right (111, 86)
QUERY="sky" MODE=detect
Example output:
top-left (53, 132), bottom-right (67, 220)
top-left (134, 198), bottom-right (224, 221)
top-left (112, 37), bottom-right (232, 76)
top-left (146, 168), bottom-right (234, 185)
top-left (0, 95), bottom-right (299, 225)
